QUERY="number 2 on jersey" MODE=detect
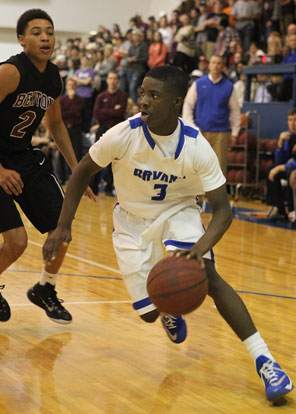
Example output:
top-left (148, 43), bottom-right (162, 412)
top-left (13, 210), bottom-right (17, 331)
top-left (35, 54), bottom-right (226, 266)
top-left (10, 110), bottom-right (36, 138)
top-left (151, 184), bottom-right (167, 201)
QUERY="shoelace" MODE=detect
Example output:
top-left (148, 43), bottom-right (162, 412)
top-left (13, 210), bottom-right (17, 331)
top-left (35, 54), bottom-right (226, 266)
top-left (260, 360), bottom-right (279, 384)
top-left (45, 289), bottom-right (66, 310)
top-left (162, 314), bottom-right (178, 329)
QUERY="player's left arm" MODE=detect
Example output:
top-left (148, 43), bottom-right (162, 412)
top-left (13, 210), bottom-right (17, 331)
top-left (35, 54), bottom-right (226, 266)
top-left (189, 184), bottom-right (232, 260)
top-left (45, 97), bottom-right (78, 171)
top-left (43, 153), bottom-right (103, 262)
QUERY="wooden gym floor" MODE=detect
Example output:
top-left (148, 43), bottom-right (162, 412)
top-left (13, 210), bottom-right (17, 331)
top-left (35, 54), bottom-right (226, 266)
top-left (0, 194), bottom-right (295, 414)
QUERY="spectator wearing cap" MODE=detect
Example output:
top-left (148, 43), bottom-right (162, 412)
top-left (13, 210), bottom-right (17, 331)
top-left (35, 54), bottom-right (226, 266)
top-left (182, 55), bottom-right (241, 176)
top-left (246, 42), bottom-right (265, 66)
top-left (198, 55), bottom-right (209, 75)
top-left (126, 29), bottom-right (148, 103)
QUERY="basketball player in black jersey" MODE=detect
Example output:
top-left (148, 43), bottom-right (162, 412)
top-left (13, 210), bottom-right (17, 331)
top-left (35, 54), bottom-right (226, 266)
top-left (0, 9), bottom-right (96, 324)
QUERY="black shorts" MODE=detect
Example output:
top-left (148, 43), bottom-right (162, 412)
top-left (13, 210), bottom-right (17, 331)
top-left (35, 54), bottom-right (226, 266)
top-left (0, 148), bottom-right (64, 234)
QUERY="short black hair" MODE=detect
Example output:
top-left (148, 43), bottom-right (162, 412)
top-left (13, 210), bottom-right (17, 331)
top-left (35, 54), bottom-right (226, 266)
top-left (16, 9), bottom-right (54, 38)
top-left (288, 107), bottom-right (296, 116)
top-left (145, 65), bottom-right (188, 99)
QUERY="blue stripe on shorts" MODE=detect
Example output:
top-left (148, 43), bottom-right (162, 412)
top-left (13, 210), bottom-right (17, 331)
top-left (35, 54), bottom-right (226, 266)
top-left (164, 239), bottom-right (215, 262)
top-left (164, 240), bottom-right (195, 250)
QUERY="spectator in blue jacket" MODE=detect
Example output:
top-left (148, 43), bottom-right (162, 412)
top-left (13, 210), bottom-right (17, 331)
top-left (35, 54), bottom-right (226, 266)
top-left (265, 107), bottom-right (296, 221)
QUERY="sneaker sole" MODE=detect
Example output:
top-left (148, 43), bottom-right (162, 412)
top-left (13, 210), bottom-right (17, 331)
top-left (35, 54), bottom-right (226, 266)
top-left (27, 289), bottom-right (72, 325)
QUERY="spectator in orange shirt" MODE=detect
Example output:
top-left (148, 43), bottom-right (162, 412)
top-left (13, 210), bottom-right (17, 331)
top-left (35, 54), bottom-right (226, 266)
top-left (148, 32), bottom-right (168, 68)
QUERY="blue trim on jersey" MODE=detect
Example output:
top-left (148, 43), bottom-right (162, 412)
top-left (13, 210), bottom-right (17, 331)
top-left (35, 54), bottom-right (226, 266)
top-left (164, 240), bottom-right (195, 249)
top-left (142, 121), bottom-right (156, 149)
top-left (129, 117), bottom-right (142, 129)
top-left (129, 116), bottom-right (197, 159)
top-left (183, 125), bottom-right (199, 138)
top-left (175, 120), bottom-right (185, 160)
top-left (133, 296), bottom-right (152, 310)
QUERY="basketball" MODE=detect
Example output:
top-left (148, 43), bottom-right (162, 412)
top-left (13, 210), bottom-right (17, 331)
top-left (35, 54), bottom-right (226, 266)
top-left (240, 113), bottom-right (252, 129)
top-left (237, 132), bottom-right (257, 149)
top-left (227, 168), bottom-right (237, 183)
top-left (147, 256), bottom-right (208, 316)
top-left (234, 151), bottom-right (245, 164)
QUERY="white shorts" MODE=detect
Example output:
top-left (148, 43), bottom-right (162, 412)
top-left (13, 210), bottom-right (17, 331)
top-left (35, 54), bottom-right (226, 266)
top-left (112, 203), bottom-right (214, 315)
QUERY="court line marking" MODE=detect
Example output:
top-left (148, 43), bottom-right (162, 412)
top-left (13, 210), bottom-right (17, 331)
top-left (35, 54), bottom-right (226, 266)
top-left (7, 269), bottom-right (122, 280)
top-left (17, 241), bottom-right (296, 301)
top-left (10, 300), bottom-right (132, 307)
top-left (28, 239), bottom-right (121, 274)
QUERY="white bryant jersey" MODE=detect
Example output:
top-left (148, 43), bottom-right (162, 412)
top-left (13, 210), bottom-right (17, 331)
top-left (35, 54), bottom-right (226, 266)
top-left (89, 114), bottom-right (226, 219)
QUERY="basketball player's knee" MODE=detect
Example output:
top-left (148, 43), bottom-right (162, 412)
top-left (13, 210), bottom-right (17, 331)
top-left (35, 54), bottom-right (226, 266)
top-left (5, 236), bottom-right (28, 261)
top-left (140, 309), bottom-right (159, 323)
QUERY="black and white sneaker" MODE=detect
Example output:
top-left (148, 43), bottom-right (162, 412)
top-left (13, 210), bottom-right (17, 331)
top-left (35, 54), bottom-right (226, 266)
top-left (27, 283), bottom-right (72, 324)
top-left (0, 285), bottom-right (11, 322)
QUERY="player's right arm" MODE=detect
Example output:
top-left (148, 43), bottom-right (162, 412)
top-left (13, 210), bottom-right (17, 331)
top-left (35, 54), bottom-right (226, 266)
top-left (42, 153), bottom-right (103, 263)
top-left (0, 64), bottom-right (24, 195)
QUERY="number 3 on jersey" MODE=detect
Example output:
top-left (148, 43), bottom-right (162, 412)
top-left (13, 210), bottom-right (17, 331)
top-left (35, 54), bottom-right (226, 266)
top-left (151, 184), bottom-right (167, 201)
top-left (10, 110), bottom-right (36, 138)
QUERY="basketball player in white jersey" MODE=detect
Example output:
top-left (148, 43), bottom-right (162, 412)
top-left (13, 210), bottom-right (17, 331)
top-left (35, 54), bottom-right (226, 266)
top-left (43, 66), bottom-right (293, 403)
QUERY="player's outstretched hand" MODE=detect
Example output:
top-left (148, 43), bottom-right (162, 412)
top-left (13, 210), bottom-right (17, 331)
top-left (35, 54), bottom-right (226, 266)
top-left (85, 186), bottom-right (97, 202)
top-left (43, 226), bottom-right (72, 263)
top-left (0, 166), bottom-right (24, 196)
top-left (170, 247), bottom-right (205, 269)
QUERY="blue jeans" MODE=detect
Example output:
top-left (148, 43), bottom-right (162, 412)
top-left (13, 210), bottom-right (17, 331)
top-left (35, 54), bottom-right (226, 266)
top-left (127, 71), bottom-right (143, 103)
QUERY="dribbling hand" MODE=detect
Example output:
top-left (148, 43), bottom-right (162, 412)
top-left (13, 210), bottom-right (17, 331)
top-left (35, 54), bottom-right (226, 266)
top-left (170, 247), bottom-right (205, 269)
top-left (43, 226), bottom-right (72, 263)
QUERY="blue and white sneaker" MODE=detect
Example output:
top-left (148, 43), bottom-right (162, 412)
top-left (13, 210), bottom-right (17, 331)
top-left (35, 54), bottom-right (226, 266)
top-left (256, 355), bottom-right (294, 401)
top-left (160, 313), bottom-right (187, 344)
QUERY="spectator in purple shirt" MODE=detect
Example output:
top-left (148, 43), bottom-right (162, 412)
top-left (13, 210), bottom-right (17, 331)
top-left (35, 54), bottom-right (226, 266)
top-left (73, 55), bottom-right (96, 133)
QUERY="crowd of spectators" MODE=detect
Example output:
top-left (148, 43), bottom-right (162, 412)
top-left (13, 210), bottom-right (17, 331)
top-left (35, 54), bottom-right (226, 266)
top-left (34, 0), bottom-right (296, 217)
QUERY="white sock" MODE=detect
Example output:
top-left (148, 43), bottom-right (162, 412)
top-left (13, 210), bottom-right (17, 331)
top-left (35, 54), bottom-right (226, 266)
top-left (243, 331), bottom-right (275, 361)
top-left (39, 269), bottom-right (57, 286)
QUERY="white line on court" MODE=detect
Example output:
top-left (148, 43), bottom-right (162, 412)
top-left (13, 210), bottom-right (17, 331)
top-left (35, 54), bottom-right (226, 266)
top-left (28, 240), bottom-right (121, 274)
top-left (10, 300), bottom-right (132, 307)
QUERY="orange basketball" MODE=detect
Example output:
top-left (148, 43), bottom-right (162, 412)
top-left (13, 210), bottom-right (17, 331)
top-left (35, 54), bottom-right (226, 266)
top-left (147, 256), bottom-right (208, 316)
top-left (240, 113), bottom-right (252, 129)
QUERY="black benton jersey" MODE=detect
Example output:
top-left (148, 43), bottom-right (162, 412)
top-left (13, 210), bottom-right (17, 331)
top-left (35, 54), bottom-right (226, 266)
top-left (0, 52), bottom-right (62, 158)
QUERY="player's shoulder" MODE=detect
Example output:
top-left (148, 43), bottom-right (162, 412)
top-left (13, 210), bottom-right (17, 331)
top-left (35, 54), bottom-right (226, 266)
top-left (0, 61), bottom-right (21, 98)
top-left (180, 117), bottom-right (200, 139)
top-left (106, 116), bottom-right (132, 137)
top-left (104, 114), bottom-right (141, 145)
